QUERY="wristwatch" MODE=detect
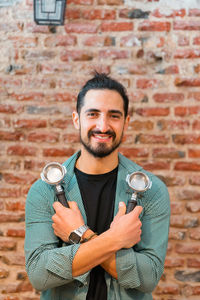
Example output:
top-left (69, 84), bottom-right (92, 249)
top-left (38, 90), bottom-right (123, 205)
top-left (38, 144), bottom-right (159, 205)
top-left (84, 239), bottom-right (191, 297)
top-left (69, 225), bottom-right (89, 244)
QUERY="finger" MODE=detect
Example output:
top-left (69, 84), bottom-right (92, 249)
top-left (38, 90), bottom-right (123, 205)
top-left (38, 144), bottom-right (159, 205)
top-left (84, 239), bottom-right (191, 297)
top-left (69, 201), bottom-right (80, 211)
top-left (132, 205), bottom-right (143, 218)
top-left (116, 202), bottom-right (126, 217)
top-left (53, 201), bottom-right (64, 212)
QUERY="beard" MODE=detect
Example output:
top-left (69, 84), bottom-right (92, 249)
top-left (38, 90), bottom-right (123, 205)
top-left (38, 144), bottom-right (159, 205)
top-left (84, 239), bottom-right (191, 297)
top-left (80, 129), bottom-right (124, 158)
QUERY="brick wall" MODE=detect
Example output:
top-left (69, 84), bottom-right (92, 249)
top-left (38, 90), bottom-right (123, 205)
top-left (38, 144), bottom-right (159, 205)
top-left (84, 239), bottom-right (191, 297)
top-left (0, 0), bottom-right (200, 299)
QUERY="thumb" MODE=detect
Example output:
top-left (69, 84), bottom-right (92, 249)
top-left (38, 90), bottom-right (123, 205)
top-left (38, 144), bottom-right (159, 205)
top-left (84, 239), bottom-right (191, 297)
top-left (116, 202), bottom-right (126, 217)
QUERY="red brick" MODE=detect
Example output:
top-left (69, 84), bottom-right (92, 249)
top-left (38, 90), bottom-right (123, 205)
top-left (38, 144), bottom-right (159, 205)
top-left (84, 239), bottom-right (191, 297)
top-left (194, 64), bottom-right (200, 73)
top-left (44, 35), bottom-right (77, 47)
top-left (7, 145), bottom-right (37, 156)
top-left (63, 133), bottom-right (79, 143)
top-left (97, 0), bottom-right (123, 4)
top-left (82, 9), bottom-right (116, 20)
top-left (0, 104), bottom-right (23, 114)
top-left (174, 162), bottom-right (200, 171)
top-left (168, 228), bottom-right (186, 240)
top-left (24, 160), bottom-right (45, 171)
top-left (0, 268), bottom-right (9, 279)
top-left (170, 215), bottom-right (198, 228)
top-left (175, 106), bottom-right (200, 116)
top-left (189, 228), bottom-right (200, 240)
top-left (43, 148), bottom-right (75, 157)
top-left (138, 21), bottom-right (171, 31)
top-left (153, 148), bottom-right (185, 159)
top-left (155, 283), bottom-right (180, 295)
top-left (101, 22), bottom-right (133, 31)
top-left (189, 149), bottom-right (200, 158)
top-left (136, 107), bottom-right (169, 117)
top-left (157, 119), bottom-right (190, 130)
top-left (129, 120), bottom-right (153, 130)
top-left (187, 258), bottom-right (200, 268)
top-left (0, 131), bottom-right (24, 141)
top-left (188, 91), bottom-right (200, 101)
top-left (175, 243), bottom-right (200, 254)
top-left (186, 202), bottom-right (200, 213)
top-left (27, 132), bottom-right (59, 143)
top-left (153, 93), bottom-right (184, 103)
top-left (175, 78), bottom-right (200, 87)
top-left (189, 9), bottom-right (200, 16)
top-left (152, 8), bottom-right (185, 18)
top-left (0, 212), bottom-right (25, 222)
top-left (5, 200), bottom-right (25, 211)
top-left (65, 23), bottom-right (98, 33)
top-left (83, 36), bottom-right (114, 47)
top-left (9, 36), bottom-right (38, 48)
top-left (3, 173), bottom-right (37, 185)
top-left (60, 50), bottom-right (93, 61)
top-left (119, 147), bottom-right (149, 158)
top-left (136, 134), bottom-right (169, 144)
top-left (68, 0), bottom-right (93, 4)
top-left (174, 49), bottom-right (200, 59)
top-left (139, 161), bottom-right (170, 171)
top-left (0, 239), bottom-right (16, 251)
top-left (189, 175), bottom-right (200, 186)
top-left (99, 49), bottom-right (129, 59)
top-left (66, 8), bottom-right (81, 19)
top-left (172, 134), bottom-right (200, 144)
top-left (6, 229), bottom-right (25, 241)
top-left (49, 119), bottom-right (71, 129)
top-left (174, 20), bottom-right (200, 30)
top-left (0, 188), bottom-right (21, 198)
top-left (158, 175), bottom-right (185, 187)
top-left (54, 92), bottom-right (75, 102)
top-left (193, 36), bottom-right (200, 45)
top-left (136, 79), bottom-right (163, 89)
top-left (176, 189), bottom-right (200, 201)
top-left (165, 257), bottom-right (185, 268)
top-left (11, 92), bottom-right (44, 101)
top-left (14, 119), bottom-right (47, 128)
top-left (1, 253), bottom-right (25, 265)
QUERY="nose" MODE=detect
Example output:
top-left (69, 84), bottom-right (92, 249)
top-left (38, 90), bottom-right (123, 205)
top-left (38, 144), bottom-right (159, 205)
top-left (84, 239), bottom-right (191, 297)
top-left (96, 114), bottom-right (110, 133)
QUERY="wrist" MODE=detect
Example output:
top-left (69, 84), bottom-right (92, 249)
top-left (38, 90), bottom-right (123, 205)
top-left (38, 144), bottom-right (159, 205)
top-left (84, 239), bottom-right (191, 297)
top-left (81, 229), bottom-right (97, 243)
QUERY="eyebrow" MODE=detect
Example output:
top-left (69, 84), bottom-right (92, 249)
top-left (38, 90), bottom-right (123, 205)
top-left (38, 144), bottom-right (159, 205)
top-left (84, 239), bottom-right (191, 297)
top-left (85, 109), bottom-right (123, 116)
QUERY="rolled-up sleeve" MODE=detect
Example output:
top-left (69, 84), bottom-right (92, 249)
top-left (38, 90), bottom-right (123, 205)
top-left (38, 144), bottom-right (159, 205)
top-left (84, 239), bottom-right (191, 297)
top-left (116, 178), bottom-right (170, 292)
top-left (25, 180), bottom-right (90, 291)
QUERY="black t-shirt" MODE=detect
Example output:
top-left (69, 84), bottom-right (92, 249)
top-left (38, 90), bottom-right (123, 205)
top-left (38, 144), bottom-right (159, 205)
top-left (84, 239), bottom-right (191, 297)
top-left (75, 167), bottom-right (118, 300)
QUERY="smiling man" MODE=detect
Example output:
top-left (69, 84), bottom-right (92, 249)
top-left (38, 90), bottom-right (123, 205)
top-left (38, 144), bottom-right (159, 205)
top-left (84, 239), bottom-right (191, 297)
top-left (25, 72), bottom-right (170, 300)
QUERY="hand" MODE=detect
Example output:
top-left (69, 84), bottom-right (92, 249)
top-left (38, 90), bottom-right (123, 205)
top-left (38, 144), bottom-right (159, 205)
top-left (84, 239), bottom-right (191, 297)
top-left (110, 202), bottom-right (143, 249)
top-left (52, 201), bottom-right (84, 242)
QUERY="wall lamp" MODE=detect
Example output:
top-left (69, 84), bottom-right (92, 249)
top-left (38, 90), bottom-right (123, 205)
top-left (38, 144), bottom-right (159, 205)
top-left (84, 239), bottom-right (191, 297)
top-left (34, 0), bottom-right (66, 26)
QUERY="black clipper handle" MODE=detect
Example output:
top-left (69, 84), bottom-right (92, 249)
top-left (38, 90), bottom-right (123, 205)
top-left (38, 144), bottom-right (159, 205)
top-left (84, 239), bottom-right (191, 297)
top-left (126, 200), bottom-right (137, 214)
top-left (56, 189), bottom-right (69, 208)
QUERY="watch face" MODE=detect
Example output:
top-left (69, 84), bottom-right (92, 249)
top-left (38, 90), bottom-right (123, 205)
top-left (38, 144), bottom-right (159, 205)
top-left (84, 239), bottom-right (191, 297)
top-left (69, 232), bottom-right (81, 244)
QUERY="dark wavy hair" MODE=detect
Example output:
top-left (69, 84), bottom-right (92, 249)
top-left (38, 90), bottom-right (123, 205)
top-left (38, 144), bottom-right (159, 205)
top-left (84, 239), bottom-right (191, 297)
top-left (76, 72), bottom-right (129, 117)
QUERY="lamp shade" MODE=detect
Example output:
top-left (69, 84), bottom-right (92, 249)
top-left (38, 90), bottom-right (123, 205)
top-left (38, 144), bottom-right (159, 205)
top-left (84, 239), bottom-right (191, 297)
top-left (34, 0), bottom-right (66, 26)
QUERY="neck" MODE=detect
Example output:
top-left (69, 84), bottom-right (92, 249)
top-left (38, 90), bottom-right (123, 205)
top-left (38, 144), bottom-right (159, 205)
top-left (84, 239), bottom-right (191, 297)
top-left (76, 147), bottom-right (119, 174)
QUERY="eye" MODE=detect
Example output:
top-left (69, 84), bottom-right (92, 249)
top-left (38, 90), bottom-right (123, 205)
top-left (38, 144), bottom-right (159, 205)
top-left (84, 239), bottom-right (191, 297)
top-left (87, 112), bottom-right (98, 118)
top-left (110, 114), bottom-right (121, 119)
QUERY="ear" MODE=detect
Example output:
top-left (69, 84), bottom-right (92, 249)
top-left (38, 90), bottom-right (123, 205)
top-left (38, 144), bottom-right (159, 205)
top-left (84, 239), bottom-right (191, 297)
top-left (124, 115), bottom-right (130, 131)
top-left (72, 111), bottom-right (80, 130)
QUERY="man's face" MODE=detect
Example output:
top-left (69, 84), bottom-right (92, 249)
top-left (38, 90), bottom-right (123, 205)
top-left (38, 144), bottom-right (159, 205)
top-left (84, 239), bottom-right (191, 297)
top-left (73, 89), bottom-right (129, 158)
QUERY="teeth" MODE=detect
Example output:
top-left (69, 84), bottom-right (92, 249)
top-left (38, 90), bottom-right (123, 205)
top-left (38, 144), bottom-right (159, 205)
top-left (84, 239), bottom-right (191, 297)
top-left (95, 135), bottom-right (110, 139)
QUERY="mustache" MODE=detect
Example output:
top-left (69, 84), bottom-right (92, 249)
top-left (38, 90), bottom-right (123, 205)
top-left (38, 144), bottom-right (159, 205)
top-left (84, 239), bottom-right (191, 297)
top-left (88, 130), bottom-right (116, 139)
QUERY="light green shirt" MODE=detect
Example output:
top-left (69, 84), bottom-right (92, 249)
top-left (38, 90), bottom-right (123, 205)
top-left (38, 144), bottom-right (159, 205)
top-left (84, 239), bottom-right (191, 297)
top-left (25, 152), bottom-right (170, 300)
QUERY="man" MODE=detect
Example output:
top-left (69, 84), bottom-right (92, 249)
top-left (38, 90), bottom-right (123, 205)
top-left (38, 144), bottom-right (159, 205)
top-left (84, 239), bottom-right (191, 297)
top-left (25, 72), bottom-right (170, 300)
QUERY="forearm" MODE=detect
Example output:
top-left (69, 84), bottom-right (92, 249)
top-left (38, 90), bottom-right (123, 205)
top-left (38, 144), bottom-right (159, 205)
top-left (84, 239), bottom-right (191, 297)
top-left (72, 229), bottom-right (118, 277)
